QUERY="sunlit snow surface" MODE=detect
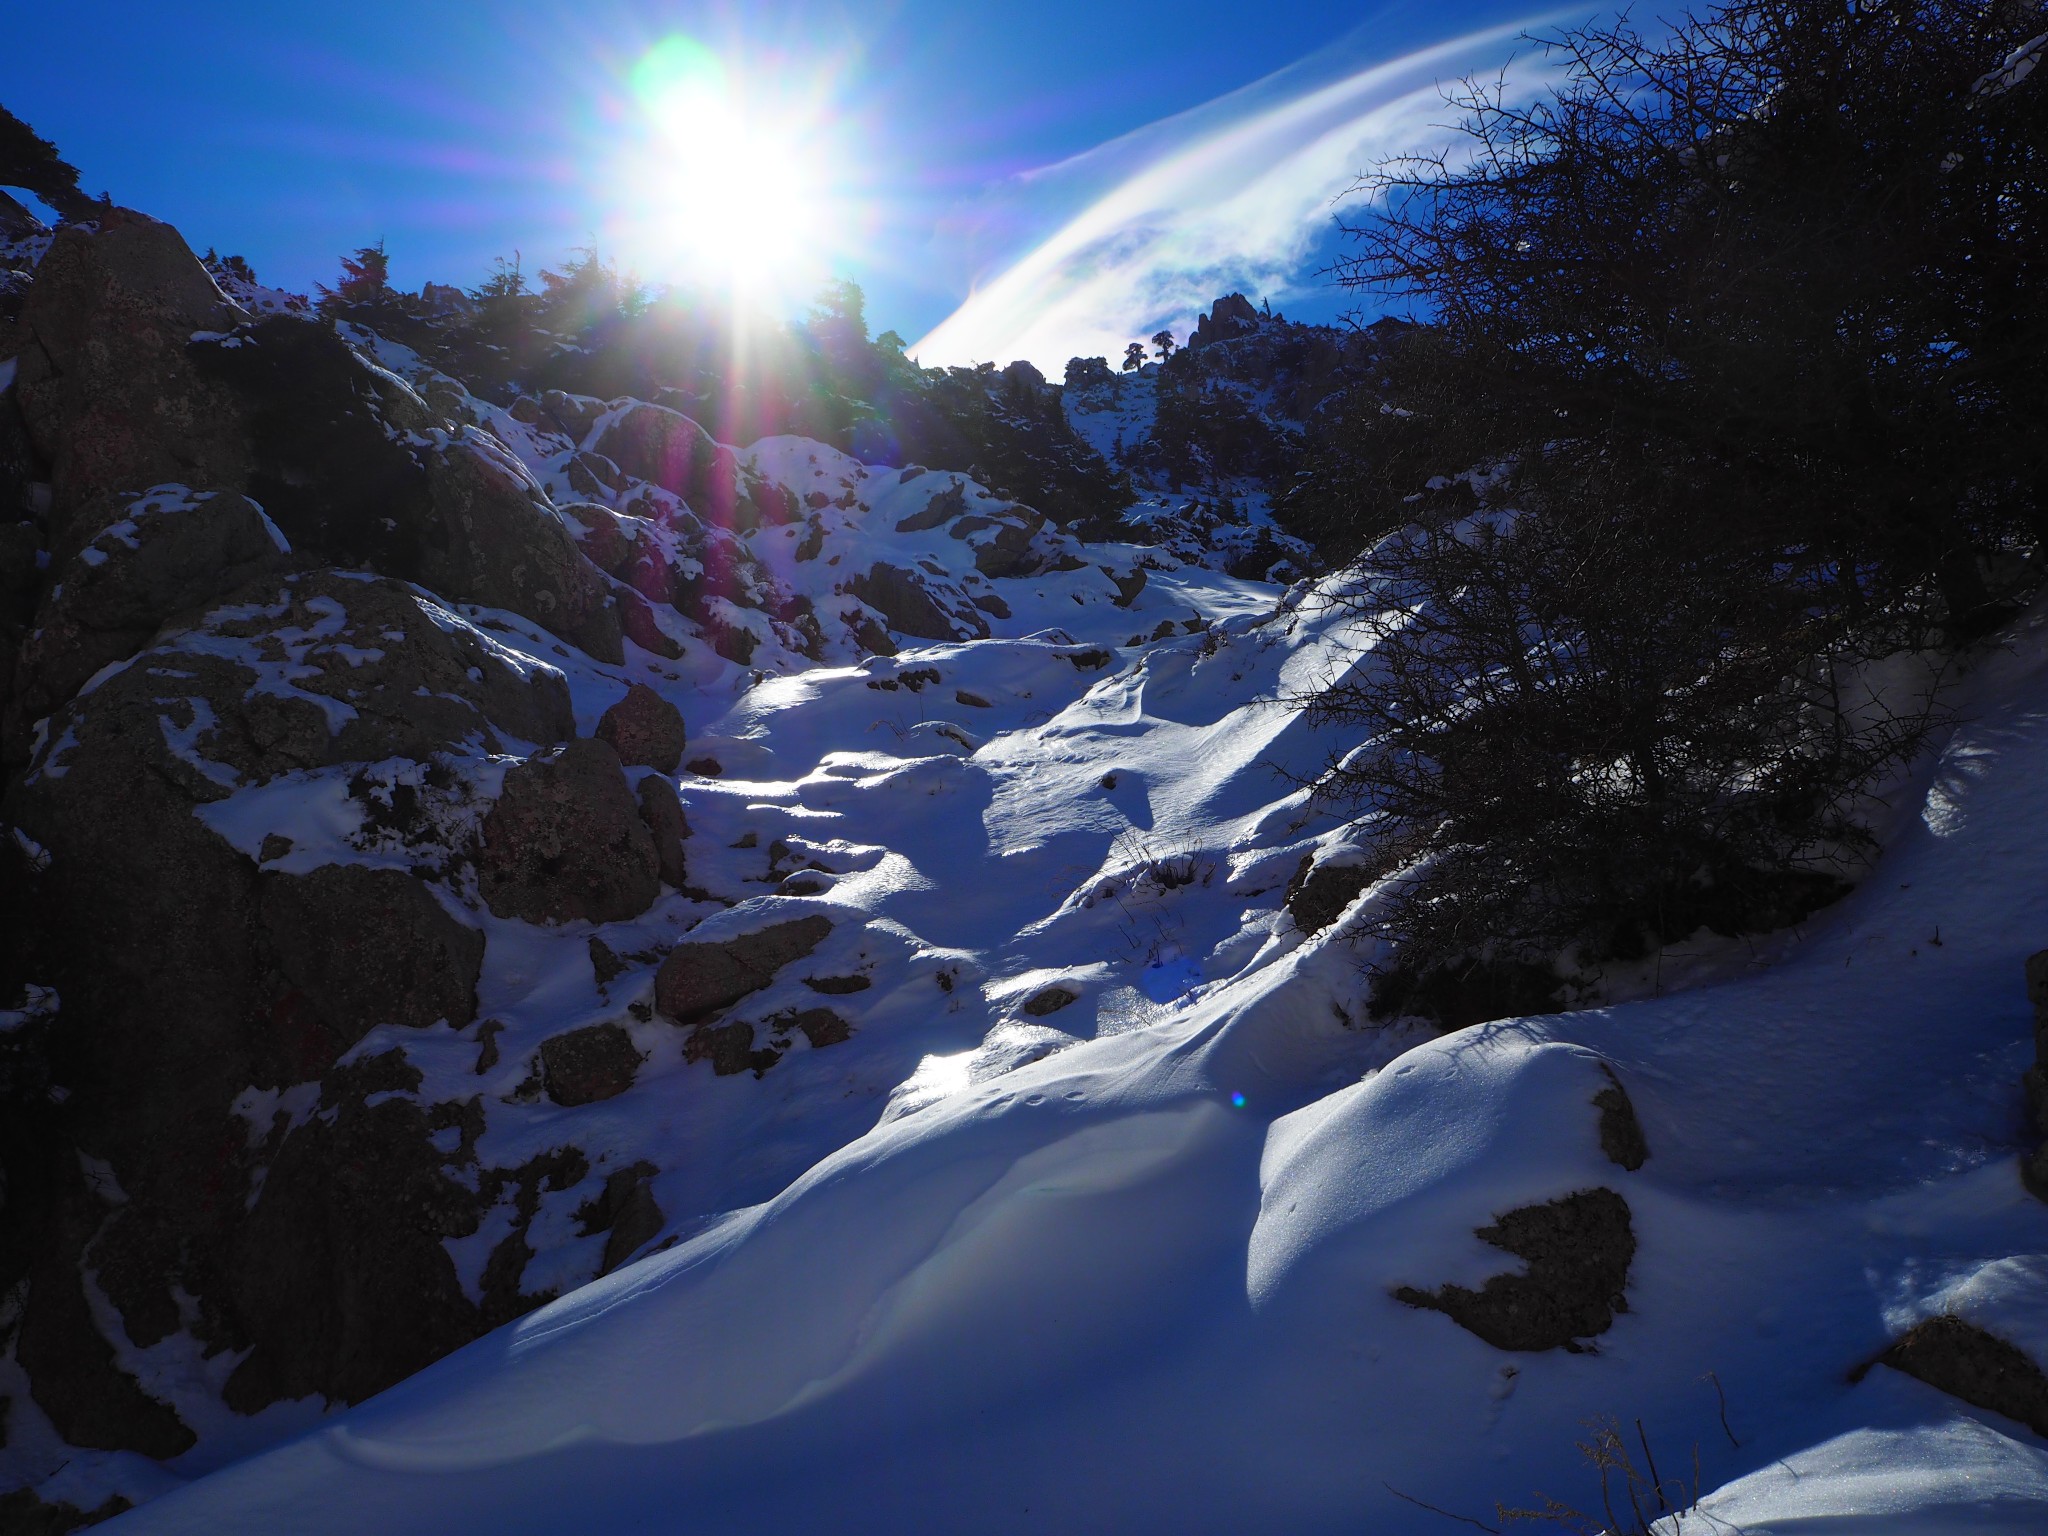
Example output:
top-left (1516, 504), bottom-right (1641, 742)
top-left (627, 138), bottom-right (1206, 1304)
top-left (87, 525), bottom-right (2048, 1530)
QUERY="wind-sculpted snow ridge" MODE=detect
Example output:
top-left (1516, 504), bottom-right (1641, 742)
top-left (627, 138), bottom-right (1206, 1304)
top-left (62, 588), bottom-right (2048, 1532)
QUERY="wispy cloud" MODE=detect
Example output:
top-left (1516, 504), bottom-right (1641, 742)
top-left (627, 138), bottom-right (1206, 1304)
top-left (913, 11), bottom-right (1574, 372)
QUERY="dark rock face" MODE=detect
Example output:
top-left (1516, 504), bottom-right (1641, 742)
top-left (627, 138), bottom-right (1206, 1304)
top-left (655, 914), bottom-right (835, 1022)
top-left (1394, 1188), bottom-right (1636, 1352)
top-left (222, 1052), bottom-right (489, 1412)
top-left (636, 774), bottom-right (690, 890)
top-left (577, 1161), bottom-right (665, 1275)
top-left (15, 487), bottom-right (282, 718)
top-left (477, 738), bottom-right (660, 925)
top-left (1873, 1315), bottom-right (2048, 1437)
top-left (414, 436), bottom-right (622, 664)
top-left (846, 562), bottom-right (982, 643)
top-left (893, 478), bottom-right (966, 533)
top-left (684, 1019), bottom-right (782, 1077)
top-left (1186, 292), bottom-right (1262, 350)
top-left (262, 864), bottom-right (484, 1039)
top-left (961, 510), bottom-right (1045, 579)
top-left (0, 1488), bottom-right (132, 1533)
top-left (559, 501), bottom-right (635, 577)
top-left (185, 316), bottom-right (621, 663)
top-left (804, 974), bottom-right (870, 995)
top-left (14, 1163), bottom-right (195, 1458)
top-left (1593, 1067), bottom-right (1649, 1171)
top-left (539, 1023), bottom-right (644, 1106)
top-left (11, 210), bottom-right (250, 529)
top-left (0, 570), bottom-right (581, 1446)
top-left (596, 682), bottom-right (685, 772)
top-left (184, 317), bottom-right (435, 576)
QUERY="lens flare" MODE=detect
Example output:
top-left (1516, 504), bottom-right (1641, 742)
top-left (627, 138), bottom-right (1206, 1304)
top-left (606, 33), bottom-right (848, 305)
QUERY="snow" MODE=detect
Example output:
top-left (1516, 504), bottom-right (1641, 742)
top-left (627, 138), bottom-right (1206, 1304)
top-left (1666, 1423), bottom-right (2048, 1534)
top-left (1973, 31), bottom-right (2046, 98)
top-left (8, 374), bottom-right (2043, 1529)
top-left (79, 549), bottom-right (2048, 1534)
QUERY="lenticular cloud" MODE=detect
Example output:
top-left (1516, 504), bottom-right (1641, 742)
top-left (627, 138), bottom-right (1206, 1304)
top-left (914, 12), bottom-right (1570, 373)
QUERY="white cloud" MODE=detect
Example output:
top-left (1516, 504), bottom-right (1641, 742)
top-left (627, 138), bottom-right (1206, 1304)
top-left (913, 12), bottom-right (1573, 373)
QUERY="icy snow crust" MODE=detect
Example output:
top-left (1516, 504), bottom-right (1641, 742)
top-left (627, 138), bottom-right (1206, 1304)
top-left (81, 456), bottom-right (2048, 1531)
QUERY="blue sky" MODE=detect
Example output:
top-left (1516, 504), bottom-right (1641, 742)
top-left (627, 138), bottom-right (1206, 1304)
top-left (4, 1), bottom-right (1569, 368)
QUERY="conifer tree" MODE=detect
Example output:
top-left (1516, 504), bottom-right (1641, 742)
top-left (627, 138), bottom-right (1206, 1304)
top-left (0, 102), bottom-right (91, 220)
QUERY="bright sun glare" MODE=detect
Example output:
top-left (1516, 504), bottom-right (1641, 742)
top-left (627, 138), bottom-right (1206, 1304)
top-left (610, 35), bottom-right (843, 303)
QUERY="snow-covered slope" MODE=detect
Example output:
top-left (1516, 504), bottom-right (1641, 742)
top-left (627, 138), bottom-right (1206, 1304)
top-left (83, 586), bottom-right (2048, 1533)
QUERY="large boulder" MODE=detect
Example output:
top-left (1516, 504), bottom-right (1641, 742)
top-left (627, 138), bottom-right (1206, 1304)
top-left (476, 738), bottom-right (660, 924)
top-left (655, 914), bottom-right (834, 1022)
top-left (636, 773), bottom-right (690, 889)
top-left (583, 1163), bottom-right (665, 1276)
top-left (594, 402), bottom-right (738, 518)
top-left (14, 485), bottom-right (284, 718)
top-left (595, 682), bottom-right (685, 772)
top-left (13, 1162), bottom-right (195, 1458)
top-left (415, 435), bottom-right (622, 664)
top-left (11, 210), bottom-right (251, 533)
top-left (538, 1023), bottom-right (643, 1106)
top-left (1871, 1315), bottom-right (2048, 1438)
top-left (845, 562), bottom-right (979, 643)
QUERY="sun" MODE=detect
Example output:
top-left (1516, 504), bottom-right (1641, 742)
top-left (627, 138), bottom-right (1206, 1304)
top-left (608, 36), bottom-right (843, 303)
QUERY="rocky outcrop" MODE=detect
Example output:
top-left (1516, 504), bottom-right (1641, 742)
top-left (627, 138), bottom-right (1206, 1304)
top-left (13, 1160), bottom-right (195, 1458)
top-left (10, 216), bottom-right (629, 667)
top-left (594, 402), bottom-right (742, 520)
top-left (577, 1161), bottom-right (665, 1275)
top-left (0, 566), bottom-right (586, 1445)
top-left (1868, 1315), bottom-right (2048, 1437)
top-left (187, 318), bottom-right (623, 663)
top-left (538, 1023), bottom-right (644, 1106)
top-left (955, 507), bottom-right (1045, 579)
top-left (1186, 293), bottom-right (1262, 350)
top-left (221, 1051), bottom-right (491, 1411)
top-left (596, 682), bottom-right (685, 772)
top-left (1022, 984), bottom-right (1078, 1017)
top-left (683, 1020), bottom-right (782, 1077)
top-left (11, 210), bottom-right (251, 530)
top-left (476, 738), bottom-right (659, 925)
top-left (655, 914), bottom-right (834, 1023)
top-left (1394, 1187), bottom-right (1636, 1352)
top-left (414, 436), bottom-right (622, 664)
top-left (14, 486), bottom-right (283, 719)
top-left (846, 562), bottom-right (982, 643)
top-left (636, 774), bottom-right (690, 889)
top-left (560, 500), bottom-right (636, 576)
